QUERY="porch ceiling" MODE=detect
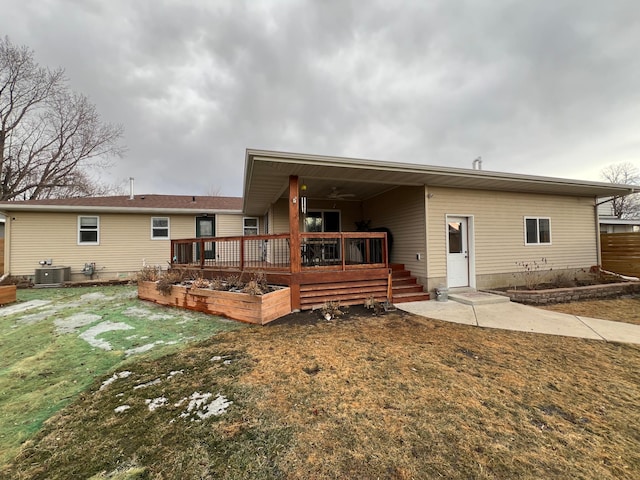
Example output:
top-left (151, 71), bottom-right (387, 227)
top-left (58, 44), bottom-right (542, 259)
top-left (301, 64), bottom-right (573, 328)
top-left (243, 149), bottom-right (638, 215)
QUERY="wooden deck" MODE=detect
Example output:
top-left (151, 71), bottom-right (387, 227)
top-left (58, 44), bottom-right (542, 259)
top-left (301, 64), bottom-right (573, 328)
top-left (169, 232), bottom-right (424, 310)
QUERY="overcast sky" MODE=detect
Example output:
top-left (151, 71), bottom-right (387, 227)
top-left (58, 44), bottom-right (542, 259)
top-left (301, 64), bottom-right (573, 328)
top-left (2, 0), bottom-right (640, 197)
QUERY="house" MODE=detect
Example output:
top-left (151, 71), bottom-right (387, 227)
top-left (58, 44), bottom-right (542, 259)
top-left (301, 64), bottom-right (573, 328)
top-left (598, 199), bottom-right (640, 233)
top-left (0, 195), bottom-right (247, 282)
top-left (170, 149), bottom-right (637, 310)
top-left (2, 149), bottom-right (636, 310)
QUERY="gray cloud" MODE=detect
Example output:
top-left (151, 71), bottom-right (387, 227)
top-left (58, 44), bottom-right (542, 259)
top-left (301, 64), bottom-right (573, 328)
top-left (2, 0), bottom-right (639, 195)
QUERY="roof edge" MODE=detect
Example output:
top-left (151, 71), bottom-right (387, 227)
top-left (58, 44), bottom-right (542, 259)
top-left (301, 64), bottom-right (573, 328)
top-left (245, 148), bottom-right (637, 195)
top-left (0, 205), bottom-right (244, 214)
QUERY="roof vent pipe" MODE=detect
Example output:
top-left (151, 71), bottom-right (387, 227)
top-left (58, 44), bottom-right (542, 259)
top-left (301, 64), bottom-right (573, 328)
top-left (472, 157), bottom-right (482, 170)
top-left (129, 177), bottom-right (134, 200)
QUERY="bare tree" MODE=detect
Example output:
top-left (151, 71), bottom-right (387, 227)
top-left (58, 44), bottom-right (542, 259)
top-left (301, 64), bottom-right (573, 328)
top-left (0, 36), bottom-right (123, 201)
top-left (600, 162), bottom-right (640, 218)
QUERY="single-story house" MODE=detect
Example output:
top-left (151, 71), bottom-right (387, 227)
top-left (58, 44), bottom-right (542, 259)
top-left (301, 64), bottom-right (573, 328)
top-left (0, 194), bottom-right (249, 283)
top-left (1, 149), bottom-right (637, 310)
top-left (168, 149), bottom-right (636, 310)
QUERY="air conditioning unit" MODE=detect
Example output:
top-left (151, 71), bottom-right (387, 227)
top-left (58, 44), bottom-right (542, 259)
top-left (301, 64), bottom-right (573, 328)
top-left (34, 266), bottom-right (71, 287)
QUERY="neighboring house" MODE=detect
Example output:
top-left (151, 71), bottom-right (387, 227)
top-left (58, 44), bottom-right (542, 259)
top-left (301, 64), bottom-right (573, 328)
top-left (598, 198), bottom-right (640, 233)
top-left (0, 195), bottom-right (247, 282)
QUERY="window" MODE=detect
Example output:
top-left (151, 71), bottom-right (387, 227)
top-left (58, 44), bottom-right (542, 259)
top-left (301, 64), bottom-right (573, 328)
top-left (243, 217), bottom-right (259, 236)
top-left (151, 217), bottom-right (170, 239)
top-left (78, 216), bottom-right (99, 244)
top-left (304, 210), bottom-right (341, 232)
top-left (525, 217), bottom-right (551, 245)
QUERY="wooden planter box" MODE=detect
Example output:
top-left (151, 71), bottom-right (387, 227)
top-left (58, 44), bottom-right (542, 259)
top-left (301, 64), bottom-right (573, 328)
top-left (137, 281), bottom-right (291, 325)
top-left (0, 285), bottom-right (17, 306)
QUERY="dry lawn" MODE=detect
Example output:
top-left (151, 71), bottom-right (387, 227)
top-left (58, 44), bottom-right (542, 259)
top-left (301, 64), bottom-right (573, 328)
top-left (543, 296), bottom-right (640, 325)
top-left (4, 305), bottom-right (640, 479)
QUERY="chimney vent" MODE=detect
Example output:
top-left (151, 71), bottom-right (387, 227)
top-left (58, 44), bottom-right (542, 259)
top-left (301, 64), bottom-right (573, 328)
top-left (129, 177), bottom-right (135, 200)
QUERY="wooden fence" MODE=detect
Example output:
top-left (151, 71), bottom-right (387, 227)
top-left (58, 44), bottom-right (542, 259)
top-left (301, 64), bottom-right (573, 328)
top-left (600, 233), bottom-right (640, 278)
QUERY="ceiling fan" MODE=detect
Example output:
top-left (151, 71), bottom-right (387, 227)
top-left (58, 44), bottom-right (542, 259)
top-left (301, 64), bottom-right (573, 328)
top-left (327, 187), bottom-right (356, 199)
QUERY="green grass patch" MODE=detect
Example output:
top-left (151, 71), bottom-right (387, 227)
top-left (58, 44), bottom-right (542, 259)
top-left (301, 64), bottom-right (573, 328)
top-left (0, 285), bottom-right (244, 465)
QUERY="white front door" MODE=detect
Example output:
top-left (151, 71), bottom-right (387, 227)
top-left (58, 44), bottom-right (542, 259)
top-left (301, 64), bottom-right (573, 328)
top-left (447, 217), bottom-right (469, 288)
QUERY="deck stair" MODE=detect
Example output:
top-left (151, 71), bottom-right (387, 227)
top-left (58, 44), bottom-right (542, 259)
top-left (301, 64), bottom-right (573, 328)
top-left (299, 264), bottom-right (429, 310)
top-left (390, 263), bottom-right (431, 303)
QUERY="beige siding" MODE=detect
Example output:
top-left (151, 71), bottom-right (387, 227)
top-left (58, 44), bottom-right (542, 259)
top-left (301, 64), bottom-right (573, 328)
top-left (363, 186), bottom-right (427, 278)
top-left (216, 214), bottom-right (244, 237)
top-left (7, 212), bottom-right (242, 280)
top-left (272, 199), bottom-right (290, 233)
top-left (426, 187), bottom-right (598, 287)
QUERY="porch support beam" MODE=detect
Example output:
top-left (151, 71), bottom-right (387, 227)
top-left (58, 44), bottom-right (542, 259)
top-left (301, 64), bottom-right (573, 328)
top-left (289, 175), bottom-right (301, 309)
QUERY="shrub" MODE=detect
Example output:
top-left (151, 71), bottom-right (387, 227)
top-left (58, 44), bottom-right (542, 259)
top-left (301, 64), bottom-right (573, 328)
top-left (155, 270), bottom-right (184, 296)
top-left (320, 301), bottom-right (347, 320)
top-left (136, 265), bottom-right (161, 282)
top-left (513, 258), bottom-right (549, 290)
top-left (191, 277), bottom-right (211, 289)
top-left (242, 280), bottom-right (265, 296)
top-left (210, 277), bottom-right (226, 291)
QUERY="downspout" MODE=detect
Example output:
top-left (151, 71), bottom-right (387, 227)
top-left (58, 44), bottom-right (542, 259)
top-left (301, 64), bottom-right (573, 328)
top-left (424, 186), bottom-right (430, 292)
top-left (594, 196), bottom-right (602, 266)
top-left (3, 213), bottom-right (10, 276)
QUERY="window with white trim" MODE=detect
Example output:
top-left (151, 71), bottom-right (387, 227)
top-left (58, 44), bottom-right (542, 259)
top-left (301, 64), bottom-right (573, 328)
top-left (78, 216), bottom-right (99, 244)
top-left (151, 217), bottom-right (170, 239)
top-left (525, 217), bottom-right (551, 245)
top-left (243, 217), bottom-right (259, 236)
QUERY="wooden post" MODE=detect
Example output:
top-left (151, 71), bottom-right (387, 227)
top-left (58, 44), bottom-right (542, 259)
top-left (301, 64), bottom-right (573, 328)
top-left (288, 175), bottom-right (301, 310)
top-left (199, 239), bottom-right (205, 269)
top-left (239, 238), bottom-right (245, 271)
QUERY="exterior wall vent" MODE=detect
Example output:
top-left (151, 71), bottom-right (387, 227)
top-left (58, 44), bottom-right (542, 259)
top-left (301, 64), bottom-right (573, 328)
top-left (34, 266), bottom-right (71, 287)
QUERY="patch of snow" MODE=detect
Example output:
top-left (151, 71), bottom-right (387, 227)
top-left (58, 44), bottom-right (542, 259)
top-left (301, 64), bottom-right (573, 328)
top-left (123, 306), bottom-right (173, 321)
top-left (176, 392), bottom-right (232, 420)
top-left (55, 313), bottom-right (102, 334)
top-left (114, 405), bottom-right (131, 413)
top-left (78, 321), bottom-right (133, 350)
top-left (211, 355), bottom-right (233, 365)
top-left (168, 370), bottom-right (184, 378)
top-left (81, 292), bottom-right (110, 302)
top-left (16, 302), bottom-right (82, 325)
top-left (146, 397), bottom-right (168, 411)
top-left (125, 340), bottom-right (166, 356)
top-left (99, 371), bottom-right (133, 391)
top-left (133, 378), bottom-right (162, 390)
top-left (0, 299), bottom-right (51, 317)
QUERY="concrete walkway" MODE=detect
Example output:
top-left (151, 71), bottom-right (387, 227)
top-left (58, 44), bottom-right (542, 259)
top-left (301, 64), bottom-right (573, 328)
top-left (397, 291), bottom-right (640, 345)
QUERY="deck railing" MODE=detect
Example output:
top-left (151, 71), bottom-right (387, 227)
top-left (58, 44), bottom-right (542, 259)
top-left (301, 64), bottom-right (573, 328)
top-left (172, 234), bottom-right (291, 271)
top-left (171, 232), bottom-right (387, 272)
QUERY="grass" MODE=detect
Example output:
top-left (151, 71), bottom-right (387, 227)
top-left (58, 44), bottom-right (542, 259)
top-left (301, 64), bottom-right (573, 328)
top-left (2, 298), bottom-right (640, 479)
top-left (543, 296), bottom-right (640, 325)
top-left (0, 285), bottom-right (244, 465)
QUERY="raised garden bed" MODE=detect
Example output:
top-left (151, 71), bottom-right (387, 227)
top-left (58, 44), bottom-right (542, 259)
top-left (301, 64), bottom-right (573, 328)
top-left (0, 285), bottom-right (17, 305)
top-left (138, 281), bottom-right (291, 325)
top-left (486, 281), bottom-right (640, 305)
